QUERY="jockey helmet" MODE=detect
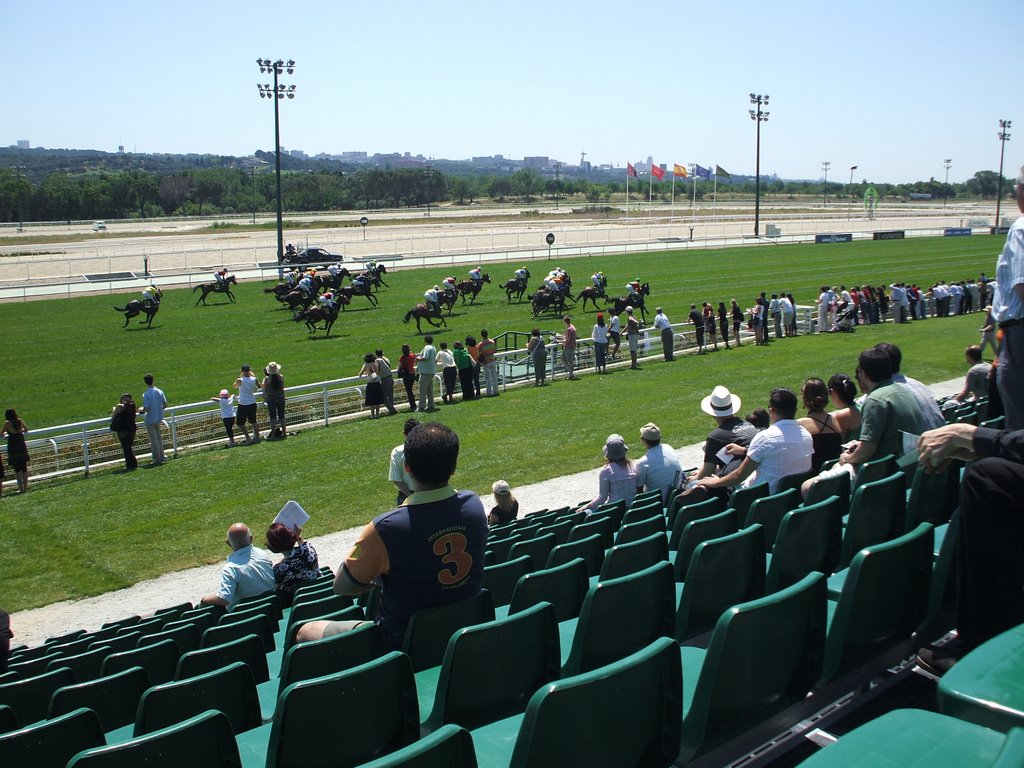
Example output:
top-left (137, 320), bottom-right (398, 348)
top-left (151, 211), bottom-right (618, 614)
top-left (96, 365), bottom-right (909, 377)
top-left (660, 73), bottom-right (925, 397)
top-left (433, 285), bottom-right (440, 291)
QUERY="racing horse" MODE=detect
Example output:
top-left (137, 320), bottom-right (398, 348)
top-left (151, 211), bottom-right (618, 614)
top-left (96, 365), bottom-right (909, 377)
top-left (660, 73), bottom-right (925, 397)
top-left (358, 263), bottom-right (389, 291)
top-left (575, 275), bottom-right (607, 312)
top-left (264, 281), bottom-right (296, 297)
top-left (530, 288), bottom-right (573, 317)
top-left (114, 293), bottom-right (162, 329)
top-left (610, 282), bottom-right (651, 321)
top-left (455, 273), bottom-right (491, 304)
top-left (337, 283), bottom-right (378, 308)
top-left (316, 268), bottom-right (351, 292)
top-left (403, 302), bottom-right (448, 334)
top-left (294, 302), bottom-right (344, 337)
top-left (193, 275), bottom-right (238, 306)
top-left (502, 269), bottom-right (530, 303)
top-left (277, 288), bottom-right (317, 311)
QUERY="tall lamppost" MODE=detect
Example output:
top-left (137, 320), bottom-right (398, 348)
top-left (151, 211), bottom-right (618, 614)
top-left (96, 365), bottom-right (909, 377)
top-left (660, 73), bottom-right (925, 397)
top-left (943, 159), bottom-right (952, 208)
top-left (847, 165), bottom-right (858, 220)
top-left (14, 166), bottom-right (26, 233)
top-left (250, 165), bottom-right (257, 225)
top-left (821, 161), bottom-right (831, 207)
top-left (749, 93), bottom-right (769, 236)
top-left (257, 58), bottom-right (296, 269)
top-left (996, 120), bottom-right (1012, 227)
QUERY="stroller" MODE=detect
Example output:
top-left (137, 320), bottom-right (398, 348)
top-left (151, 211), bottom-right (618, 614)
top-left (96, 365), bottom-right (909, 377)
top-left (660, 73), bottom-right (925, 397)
top-left (830, 301), bottom-right (856, 332)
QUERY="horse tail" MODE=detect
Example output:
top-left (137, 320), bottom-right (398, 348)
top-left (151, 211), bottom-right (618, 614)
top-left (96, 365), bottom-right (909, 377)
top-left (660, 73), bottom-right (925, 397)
top-left (192, 284), bottom-right (201, 292)
top-left (403, 310), bottom-right (412, 324)
top-left (113, 305), bottom-right (126, 312)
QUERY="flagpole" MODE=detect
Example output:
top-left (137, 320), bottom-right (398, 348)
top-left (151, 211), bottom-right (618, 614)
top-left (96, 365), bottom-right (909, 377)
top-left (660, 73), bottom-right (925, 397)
top-left (713, 171), bottom-right (718, 216)
top-left (649, 167), bottom-right (653, 216)
top-left (691, 164), bottom-right (696, 210)
top-left (671, 173), bottom-right (676, 221)
top-left (625, 166), bottom-right (629, 221)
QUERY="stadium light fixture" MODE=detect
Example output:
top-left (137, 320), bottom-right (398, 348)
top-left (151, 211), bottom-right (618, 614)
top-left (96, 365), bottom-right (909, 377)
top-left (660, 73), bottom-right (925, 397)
top-left (256, 58), bottom-right (297, 271)
top-left (749, 93), bottom-right (769, 237)
top-left (822, 161), bottom-right (831, 207)
top-left (997, 120), bottom-right (1012, 227)
top-left (943, 159), bottom-right (952, 208)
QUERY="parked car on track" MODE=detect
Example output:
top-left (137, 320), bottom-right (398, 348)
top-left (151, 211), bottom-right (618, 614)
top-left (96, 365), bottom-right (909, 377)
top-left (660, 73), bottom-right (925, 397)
top-left (283, 247), bottom-right (342, 265)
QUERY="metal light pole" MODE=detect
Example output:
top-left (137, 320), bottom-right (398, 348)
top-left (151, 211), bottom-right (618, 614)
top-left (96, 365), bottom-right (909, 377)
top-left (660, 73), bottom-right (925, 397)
top-left (257, 58), bottom-right (296, 270)
top-left (250, 166), bottom-right (257, 225)
top-left (847, 165), bottom-right (858, 220)
top-left (943, 159), bottom-right (952, 208)
top-left (14, 166), bottom-right (26, 233)
top-left (749, 93), bottom-right (769, 236)
top-left (996, 120), bottom-right (1012, 227)
top-left (821, 161), bottom-right (831, 207)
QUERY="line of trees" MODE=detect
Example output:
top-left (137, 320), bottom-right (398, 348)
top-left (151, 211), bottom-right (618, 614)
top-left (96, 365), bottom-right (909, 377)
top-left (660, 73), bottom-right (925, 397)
top-left (0, 164), bottom-right (1015, 225)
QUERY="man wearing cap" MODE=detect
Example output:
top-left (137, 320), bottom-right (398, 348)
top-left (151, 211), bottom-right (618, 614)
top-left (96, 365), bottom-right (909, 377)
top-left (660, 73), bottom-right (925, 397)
top-left (652, 306), bottom-right (674, 361)
top-left (200, 523), bottom-right (275, 610)
top-left (634, 423), bottom-right (683, 502)
top-left (993, 165), bottom-right (1024, 429)
top-left (234, 364), bottom-right (262, 444)
top-left (296, 422), bottom-right (487, 650)
top-left (698, 387), bottom-right (813, 495)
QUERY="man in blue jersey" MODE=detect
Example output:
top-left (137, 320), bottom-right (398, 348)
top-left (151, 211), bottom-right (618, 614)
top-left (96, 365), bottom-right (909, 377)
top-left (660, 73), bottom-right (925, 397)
top-left (296, 422), bottom-right (487, 649)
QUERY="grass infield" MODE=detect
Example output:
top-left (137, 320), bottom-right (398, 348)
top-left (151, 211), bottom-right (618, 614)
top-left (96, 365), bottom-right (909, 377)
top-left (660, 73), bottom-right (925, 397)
top-left (0, 235), bottom-right (1000, 611)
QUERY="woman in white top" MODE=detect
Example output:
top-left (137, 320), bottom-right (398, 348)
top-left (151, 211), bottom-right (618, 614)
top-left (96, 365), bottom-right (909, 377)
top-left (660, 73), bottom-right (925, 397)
top-left (436, 342), bottom-right (458, 404)
top-left (585, 434), bottom-right (637, 511)
top-left (359, 353), bottom-right (384, 419)
top-left (592, 313), bottom-right (609, 374)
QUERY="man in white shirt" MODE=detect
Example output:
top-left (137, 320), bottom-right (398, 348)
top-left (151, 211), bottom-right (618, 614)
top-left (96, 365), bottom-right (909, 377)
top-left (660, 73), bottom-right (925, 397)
top-left (698, 387), bottom-right (813, 495)
top-left (200, 523), bottom-right (275, 610)
top-left (389, 418), bottom-right (419, 505)
top-left (652, 306), bottom-right (673, 361)
top-left (234, 364), bottom-right (262, 444)
top-left (634, 423), bottom-right (682, 502)
top-left (416, 336), bottom-right (438, 412)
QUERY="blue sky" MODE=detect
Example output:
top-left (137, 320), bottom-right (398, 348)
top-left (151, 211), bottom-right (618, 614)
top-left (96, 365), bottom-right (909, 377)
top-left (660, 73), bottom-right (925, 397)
top-left (6, 0), bottom-right (1019, 183)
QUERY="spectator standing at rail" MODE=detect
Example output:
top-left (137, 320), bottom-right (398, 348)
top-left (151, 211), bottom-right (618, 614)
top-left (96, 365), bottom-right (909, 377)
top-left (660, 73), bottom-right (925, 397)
top-left (416, 336), bottom-right (438, 412)
top-left (652, 306), bottom-right (673, 361)
top-left (110, 393), bottom-right (139, 469)
top-left (478, 329), bottom-right (500, 396)
top-left (262, 361), bottom-right (286, 439)
top-left (625, 307), bottom-right (642, 369)
top-left (234, 365), bottom-right (262, 444)
top-left (592, 313), bottom-right (609, 373)
top-left (138, 374), bottom-right (168, 465)
top-left (557, 316), bottom-right (579, 380)
top-left (210, 388), bottom-right (237, 447)
top-left (375, 349), bottom-right (399, 416)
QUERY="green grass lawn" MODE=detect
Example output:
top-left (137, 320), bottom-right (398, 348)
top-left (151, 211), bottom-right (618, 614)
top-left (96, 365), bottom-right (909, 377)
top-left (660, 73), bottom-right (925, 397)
top-left (0, 235), bottom-right (999, 611)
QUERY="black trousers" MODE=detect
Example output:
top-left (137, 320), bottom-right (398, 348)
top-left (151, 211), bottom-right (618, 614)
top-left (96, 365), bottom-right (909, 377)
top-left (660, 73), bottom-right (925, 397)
top-left (957, 456), bottom-right (1024, 650)
top-left (661, 328), bottom-right (674, 360)
top-left (118, 429), bottom-right (138, 469)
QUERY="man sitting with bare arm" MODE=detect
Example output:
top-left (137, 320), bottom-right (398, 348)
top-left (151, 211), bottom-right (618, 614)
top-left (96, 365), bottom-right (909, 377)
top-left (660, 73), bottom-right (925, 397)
top-left (296, 422), bottom-right (488, 650)
top-left (200, 523), bottom-right (275, 610)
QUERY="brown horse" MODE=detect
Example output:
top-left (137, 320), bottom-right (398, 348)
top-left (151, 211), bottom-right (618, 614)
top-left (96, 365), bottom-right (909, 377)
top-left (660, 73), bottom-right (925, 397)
top-left (193, 275), bottom-right (238, 306)
top-left (316, 269), bottom-right (351, 292)
top-left (337, 283), bottom-right (378, 308)
top-left (114, 297), bottom-right (161, 328)
top-left (403, 303), bottom-right (448, 334)
top-left (576, 275), bottom-right (607, 312)
top-left (502, 270), bottom-right (531, 303)
top-left (455, 273), bottom-right (491, 304)
top-left (278, 289), bottom-right (317, 311)
top-left (295, 304), bottom-right (341, 336)
top-left (358, 263), bottom-right (389, 291)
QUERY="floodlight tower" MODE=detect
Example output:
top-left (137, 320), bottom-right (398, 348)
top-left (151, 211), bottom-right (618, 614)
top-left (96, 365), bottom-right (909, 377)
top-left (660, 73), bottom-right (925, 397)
top-left (996, 120), bottom-right (1012, 227)
top-left (943, 159), bottom-right (952, 208)
top-left (749, 93), bottom-right (769, 236)
top-left (822, 161), bottom-right (831, 207)
top-left (257, 58), bottom-right (296, 268)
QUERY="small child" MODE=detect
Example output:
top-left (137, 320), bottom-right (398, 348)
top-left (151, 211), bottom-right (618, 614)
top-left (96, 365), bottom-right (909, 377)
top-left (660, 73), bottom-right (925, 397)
top-left (211, 388), bottom-right (237, 446)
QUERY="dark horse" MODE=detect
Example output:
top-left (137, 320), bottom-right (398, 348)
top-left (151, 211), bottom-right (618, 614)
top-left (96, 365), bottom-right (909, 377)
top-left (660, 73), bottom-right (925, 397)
top-left (337, 284), bottom-right (378, 308)
top-left (358, 263), bottom-right (389, 291)
top-left (295, 304), bottom-right (341, 336)
top-left (316, 269), bottom-right (351, 292)
top-left (502, 269), bottom-right (530, 303)
top-left (114, 296), bottom-right (161, 328)
top-left (193, 275), bottom-right (238, 306)
top-left (611, 282), bottom-right (651, 321)
top-left (264, 281), bottom-right (295, 297)
top-left (576, 275), bottom-right (608, 312)
top-left (531, 288), bottom-right (572, 317)
top-left (278, 289), bottom-right (317, 311)
top-left (403, 303), bottom-right (448, 334)
top-left (455, 273), bottom-right (491, 304)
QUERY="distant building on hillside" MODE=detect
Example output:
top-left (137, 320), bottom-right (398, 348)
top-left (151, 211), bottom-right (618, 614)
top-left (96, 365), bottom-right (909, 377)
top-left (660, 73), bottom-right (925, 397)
top-left (524, 156), bottom-right (550, 169)
top-left (16, 140), bottom-right (30, 149)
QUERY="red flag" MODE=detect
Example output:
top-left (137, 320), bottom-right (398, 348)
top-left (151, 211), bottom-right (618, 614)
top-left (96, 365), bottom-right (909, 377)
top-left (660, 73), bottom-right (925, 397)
top-left (651, 164), bottom-right (665, 180)
top-left (626, 163), bottom-right (638, 178)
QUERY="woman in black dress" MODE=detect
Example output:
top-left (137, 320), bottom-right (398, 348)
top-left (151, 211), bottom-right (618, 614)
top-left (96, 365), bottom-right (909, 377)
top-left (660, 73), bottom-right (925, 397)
top-left (717, 302), bottom-right (731, 349)
top-left (359, 353), bottom-right (385, 419)
top-left (730, 299), bottom-right (744, 346)
top-left (110, 394), bottom-right (138, 470)
top-left (2, 409), bottom-right (29, 493)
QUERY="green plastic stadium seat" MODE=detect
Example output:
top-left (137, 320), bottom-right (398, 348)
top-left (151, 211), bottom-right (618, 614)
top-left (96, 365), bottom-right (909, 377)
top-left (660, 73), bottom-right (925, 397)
top-left (402, 591), bottom-right (496, 673)
top-left (0, 666), bottom-right (76, 725)
top-left (817, 523), bottom-right (933, 688)
top-left (67, 709), bottom-right (241, 768)
top-left (221, 600), bottom-right (281, 630)
top-left (136, 622), bottom-right (201, 655)
top-left (101, 638), bottom-right (178, 686)
top-left (282, 592), bottom-right (352, 636)
top-left (792, 709), bottom-right (1023, 768)
top-left (485, 534), bottom-right (522, 565)
top-left (356, 724), bottom-right (478, 768)
top-left (483, 556), bottom-right (534, 607)
top-left (804, 469), bottom-right (851, 517)
top-left (534, 519), bottom-right (575, 546)
top-left (90, 632), bottom-right (142, 656)
top-left (470, 637), bottom-right (682, 768)
top-left (765, 495), bottom-right (841, 593)
top-left (744, 488), bottom-right (801, 551)
top-left (668, 496), bottom-right (727, 550)
top-left (0, 704), bottom-right (16, 733)
top-left (598, 532), bottom-right (669, 582)
top-left (726, 481), bottom-right (770, 521)
top-left (777, 469), bottom-right (816, 495)
top-left (202, 613), bottom-right (276, 653)
top-left (49, 666), bottom-right (150, 731)
top-left (545, 534), bottom-right (605, 578)
top-left (613, 514), bottom-right (666, 546)
top-left (236, 652), bottom-right (419, 768)
top-left (0, 706), bottom-right (104, 768)
top-left (175, 632), bottom-right (269, 685)
top-left (939, 622), bottom-right (1024, 733)
top-left (676, 571), bottom-right (826, 765)
top-left (45, 629), bottom-right (87, 646)
top-left (837, 472), bottom-right (906, 570)
top-left (905, 463), bottom-right (958, 532)
top-left (507, 534), bottom-right (559, 572)
top-left (6, 653), bottom-right (64, 680)
top-left (854, 452), bottom-right (897, 489)
top-left (672, 508), bottom-right (739, 583)
top-left (675, 525), bottom-right (766, 643)
top-left (47, 645), bottom-right (113, 683)
top-left (163, 611), bottom-right (219, 638)
top-left (153, 601), bottom-right (193, 620)
top-left (566, 515), bottom-right (617, 549)
top-left (507, 558), bottom-right (588, 622)
top-left (422, 602), bottom-right (560, 733)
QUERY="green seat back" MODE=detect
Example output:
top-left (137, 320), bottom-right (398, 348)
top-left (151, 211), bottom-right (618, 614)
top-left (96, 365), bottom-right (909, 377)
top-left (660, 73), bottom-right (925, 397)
top-left (484, 534), bottom-right (522, 564)
top-left (819, 523), bottom-right (933, 687)
top-left (357, 724), bottom-right (478, 768)
top-left (135, 660), bottom-right (260, 737)
top-left (599, 532), bottom-right (669, 582)
top-left (232, 590), bottom-right (280, 616)
top-left (276, 621), bottom-right (386, 703)
top-left (49, 666), bottom-right (151, 731)
top-left (777, 469), bottom-right (816, 495)
top-left (137, 623), bottom-right (200, 656)
top-left (594, 498), bottom-right (627, 528)
top-left (102, 638), bottom-right (179, 686)
top-left (265, 652), bottom-right (419, 768)
top-left (534, 519), bottom-right (575, 546)
top-left (614, 514), bottom-right (666, 546)
top-left (0, 666), bottom-right (76, 724)
top-left (498, 638), bottom-right (682, 768)
top-left (744, 488), bottom-right (801, 552)
top-left (621, 500), bottom-right (662, 526)
top-left (838, 473), bottom-right (906, 570)
top-left (153, 601), bottom-right (194, 621)
top-left (49, 636), bottom-right (99, 658)
top-left (854, 453), bottom-right (896, 489)
top-left (673, 509), bottom-right (739, 583)
top-left (425, 602), bottom-right (560, 732)
top-left (67, 709), bottom-right (241, 768)
top-left (482, 556), bottom-right (534, 607)
top-left (220, 599), bottom-right (280, 629)
top-left (119, 617), bottom-right (165, 638)
top-left (90, 632), bottom-right (141, 656)
top-left (668, 496), bottom-right (726, 549)
top-left (507, 534), bottom-right (559, 573)
top-left (678, 571), bottom-right (826, 764)
top-left (727, 481), bottom-right (770, 520)
top-left (766, 496), bottom-right (842, 594)
top-left (101, 615), bottom-right (142, 632)
top-left (567, 515), bottom-right (617, 549)
top-left (402, 591), bottom-right (496, 673)
top-left (6, 653), bottom-right (63, 680)
top-left (202, 613), bottom-right (276, 653)
top-left (564, 561), bottom-right (675, 676)
top-left (676, 525), bottom-right (766, 642)
top-left (175, 632), bottom-right (269, 684)
top-left (925, 522), bottom-right (957, 629)
top-left (46, 645), bottom-right (113, 684)
top-left (545, 533), bottom-right (605, 577)
top-left (284, 593), bottom-right (353, 635)
top-left (905, 464), bottom-right (958, 532)
top-left (509, 558), bottom-right (589, 622)
top-left (0, 706), bottom-right (104, 768)
top-left (804, 470), bottom-right (851, 520)
top-left (0, 704), bottom-right (17, 734)
top-left (290, 576), bottom-right (335, 604)
top-left (163, 611), bottom-right (219, 638)
top-left (281, 605), bottom-right (365, 656)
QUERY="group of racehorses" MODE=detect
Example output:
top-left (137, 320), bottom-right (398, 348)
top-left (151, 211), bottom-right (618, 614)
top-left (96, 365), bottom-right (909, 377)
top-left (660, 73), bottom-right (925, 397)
top-left (525, 272), bottom-right (652, 321)
top-left (263, 264), bottom-right (390, 336)
top-left (402, 273), bottom-right (493, 334)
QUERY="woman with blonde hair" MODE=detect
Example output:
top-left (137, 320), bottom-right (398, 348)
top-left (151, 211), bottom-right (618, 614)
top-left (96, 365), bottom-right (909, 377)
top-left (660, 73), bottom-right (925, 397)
top-left (489, 480), bottom-right (519, 525)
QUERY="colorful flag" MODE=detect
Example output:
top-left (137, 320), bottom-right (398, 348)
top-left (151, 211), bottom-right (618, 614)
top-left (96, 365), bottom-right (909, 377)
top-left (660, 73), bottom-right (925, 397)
top-left (715, 165), bottom-right (731, 179)
top-left (673, 164), bottom-right (688, 177)
top-left (694, 164), bottom-right (712, 180)
top-left (651, 164), bottom-right (665, 180)
top-left (626, 163), bottom-right (638, 178)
